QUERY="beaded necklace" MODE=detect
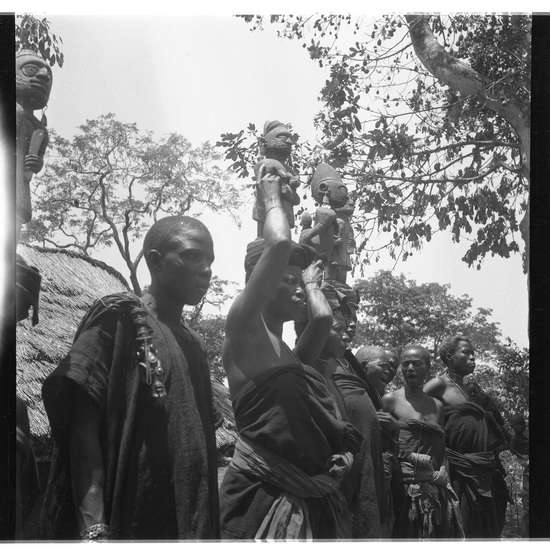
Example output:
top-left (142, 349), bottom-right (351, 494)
top-left (444, 370), bottom-right (470, 400)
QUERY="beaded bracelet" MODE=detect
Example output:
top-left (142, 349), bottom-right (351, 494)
top-left (80, 523), bottom-right (109, 542)
top-left (265, 204), bottom-right (283, 213)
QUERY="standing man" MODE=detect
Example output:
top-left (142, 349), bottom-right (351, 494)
top-left (424, 335), bottom-right (499, 537)
top-left (383, 345), bottom-right (463, 538)
top-left (40, 216), bottom-right (220, 540)
top-left (219, 167), bottom-right (361, 539)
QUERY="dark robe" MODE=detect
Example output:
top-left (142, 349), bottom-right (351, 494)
top-left (219, 364), bottom-right (362, 539)
top-left (393, 419), bottom-right (463, 538)
top-left (444, 402), bottom-right (499, 538)
top-left (332, 357), bottom-right (384, 538)
top-left (16, 396), bottom-right (41, 539)
top-left (40, 293), bottom-right (219, 540)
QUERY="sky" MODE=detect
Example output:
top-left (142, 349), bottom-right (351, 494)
top-left (16, 12), bottom-right (529, 348)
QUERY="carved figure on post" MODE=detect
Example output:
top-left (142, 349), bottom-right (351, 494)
top-left (16, 49), bottom-right (53, 240)
top-left (302, 163), bottom-right (356, 283)
top-left (252, 120), bottom-right (300, 237)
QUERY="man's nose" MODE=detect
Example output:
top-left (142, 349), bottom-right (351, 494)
top-left (200, 262), bottom-right (212, 277)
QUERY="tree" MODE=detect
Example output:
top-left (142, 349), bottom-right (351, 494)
top-left (15, 14), bottom-right (64, 66)
top-left (21, 113), bottom-right (244, 294)
top-left (220, 15), bottom-right (530, 273)
top-left (188, 314), bottom-right (227, 382)
top-left (353, 269), bottom-right (502, 359)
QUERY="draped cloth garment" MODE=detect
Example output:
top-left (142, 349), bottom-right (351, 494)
top-left (332, 359), bottom-right (384, 538)
top-left (230, 438), bottom-right (354, 539)
top-left (444, 402), bottom-right (500, 538)
top-left (393, 419), bottom-right (464, 539)
top-left (219, 364), bottom-right (362, 539)
top-left (39, 293), bottom-right (220, 540)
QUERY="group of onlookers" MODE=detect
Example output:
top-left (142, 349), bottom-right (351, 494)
top-left (16, 166), bottom-right (528, 540)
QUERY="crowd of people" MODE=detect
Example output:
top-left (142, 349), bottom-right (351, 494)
top-left (17, 161), bottom-right (528, 540)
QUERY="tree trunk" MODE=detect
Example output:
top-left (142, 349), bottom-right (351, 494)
top-left (405, 15), bottom-right (530, 272)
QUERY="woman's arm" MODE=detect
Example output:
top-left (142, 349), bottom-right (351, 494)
top-left (294, 260), bottom-right (332, 365)
top-left (70, 393), bottom-right (106, 538)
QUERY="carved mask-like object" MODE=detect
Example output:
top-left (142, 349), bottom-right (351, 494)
top-left (16, 49), bottom-right (52, 110)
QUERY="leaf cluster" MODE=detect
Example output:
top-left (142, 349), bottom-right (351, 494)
top-left (15, 14), bottom-right (64, 67)
top-left (230, 14), bottom-right (530, 271)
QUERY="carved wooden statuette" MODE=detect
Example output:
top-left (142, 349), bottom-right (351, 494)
top-left (252, 120), bottom-right (300, 237)
top-left (16, 49), bottom-right (52, 240)
top-left (301, 163), bottom-right (356, 283)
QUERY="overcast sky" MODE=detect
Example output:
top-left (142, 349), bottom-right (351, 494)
top-left (17, 12), bottom-right (530, 348)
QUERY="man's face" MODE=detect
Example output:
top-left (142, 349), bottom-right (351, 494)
top-left (346, 303), bottom-right (357, 339)
top-left (156, 229), bottom-right (214, 306)
top-left (448, 340), bottom-right (476, 377)
top-left (16, 53), bottom-right (52, 110)
top-left (363, 354), bottom-right (393, 391)
top-left (266, 265), bottom-right (305, 322)
top-left (323, 310), bottom-right (350, 358)
top-left (264, 127), bottom-right (293, 158)
top-left (384, 349), bottom-right (399, 383)
top-left (510, 417), bottom-right (526, 434)
top-left (400, 348), bottom-right (429, 387)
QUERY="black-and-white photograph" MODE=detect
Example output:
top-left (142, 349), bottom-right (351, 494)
top-left (4, 6), bottom-right (546, 541)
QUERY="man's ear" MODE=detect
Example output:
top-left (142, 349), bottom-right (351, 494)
top-left (146, 250), bottom-right (163, 272)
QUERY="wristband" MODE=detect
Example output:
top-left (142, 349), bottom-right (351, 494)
top-left (306, 287), bottom-right (322, 295)
top-left (80, 523), bottom-right (109, 542)
top-left (265, 204), bottom-right (283, 213)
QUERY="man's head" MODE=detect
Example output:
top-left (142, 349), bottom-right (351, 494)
top-left (16, 49), bottom-right (52, 110)
top-left (322, 308), bottom-right (351, 359)
top-left (510, 414), bottom-right (526, 434)
top-left (245, 239), bottom-right (318, 322)
top-left (144, 216), bottom-right (214, 306)
top-left (321, 280), bottom-right (359, 339)
top-left (438, 335), bottom-right (476, 377)
top-left (400, 345), bottom-right (430, 387)
top-left (355, 345), bottom-right (393, 393)
top-left (384, 347), bottom-right (399, 383)
top-left (464, 381), bottom-right (484, 405)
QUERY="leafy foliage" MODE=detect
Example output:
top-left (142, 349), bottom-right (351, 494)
top-left (187, 314), bottom-right (226, 382)
top-left (222, 14), bottom-right (530, 272)
top-left (15, 14), bottom-right (64, 67)
top-left (471, 340), bottom-right (529, 420)
top-left (353, 269), bottom-right (502, 359)
top-left (22, 113), bottom-right (244, 294)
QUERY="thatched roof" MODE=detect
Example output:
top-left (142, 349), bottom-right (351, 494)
top-left (16, 244), bottom-right (237, 459)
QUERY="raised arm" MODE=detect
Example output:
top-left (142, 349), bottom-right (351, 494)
top-left (294, 260), bottom-right (332, 366)
top-left (225, 166), bottom-right (291, 337)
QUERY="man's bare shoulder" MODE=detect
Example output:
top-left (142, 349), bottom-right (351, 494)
top-left (424, 375), bottom-right (447, 397)
top-left (382, 388), bottom-right (403, 409)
